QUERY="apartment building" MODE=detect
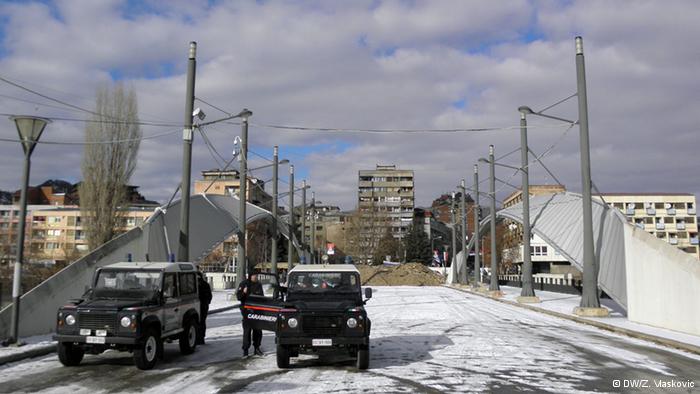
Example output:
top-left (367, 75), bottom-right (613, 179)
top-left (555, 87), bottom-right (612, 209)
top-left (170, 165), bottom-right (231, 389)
top-left (358, 165), bottom-right (415, 240)
top-left (0, 205), bottom-right (154, 264)
top-left (0, 205), bottom-right (46, 263)
top-left (193, 169), bottom-right (271, 209)
top-left (502, 185), bottom-right (572, 274)
top-left (599, 193), bottom-right (698, 259)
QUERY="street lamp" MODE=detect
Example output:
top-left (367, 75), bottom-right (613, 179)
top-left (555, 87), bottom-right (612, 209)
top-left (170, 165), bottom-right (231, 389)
top-left (235, 109), bottom-right (252, 288)
top-left (9, 115), bottom-right (50, 345)
top-left (515, 37), bottom-right (606, 316)
top-left (473, 165), bottom-right (481, 288)
top-left (479, 146), bottom-right (501, 295)
top-left (515, 107), bottom-right (539, 303)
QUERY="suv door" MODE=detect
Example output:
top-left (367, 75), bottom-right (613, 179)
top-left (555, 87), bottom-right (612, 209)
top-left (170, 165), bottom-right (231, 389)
top-left (242, 272), bottom-right (284, 332)
top-left (162, 273), bottom-right (181, 333)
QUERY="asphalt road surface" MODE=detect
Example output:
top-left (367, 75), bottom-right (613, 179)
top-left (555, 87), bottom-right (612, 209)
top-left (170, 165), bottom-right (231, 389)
top-left (1, 286), bottom-right (698, 393)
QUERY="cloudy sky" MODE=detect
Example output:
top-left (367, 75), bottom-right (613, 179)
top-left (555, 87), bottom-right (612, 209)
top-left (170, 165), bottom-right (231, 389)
top-left (0, 0), bottom-right (698, 210)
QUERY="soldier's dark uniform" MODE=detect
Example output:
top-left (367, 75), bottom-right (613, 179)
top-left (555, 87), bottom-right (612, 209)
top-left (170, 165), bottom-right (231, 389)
top-left (236, 273), bottom-right (264, 356)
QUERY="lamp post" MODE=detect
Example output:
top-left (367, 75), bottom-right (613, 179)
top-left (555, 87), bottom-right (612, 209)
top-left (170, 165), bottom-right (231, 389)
top-left (301, 180), bottom-right (307, 263)
top-left (310, 192), bottom-right (316, 264)
top-left (473, 165), bottom-right (481, 287)
top-left (270, 147), bottom-right (279, 275)
top-left (9, 115), bottom-right (50, 345)
top-left (450, 192), bottom-right (457, 277)
top-left (177, 41), bottom-right (197, 263)
top-left (573, 36), bottom-right (604, 314)
top-left (235, 109), bottom-right (252, 288)
top-left (488, 145), bottom-right (500, 294)
top-left (287, 165), bottom-right (295, 271)
top-left (516, 108), bottom-right (538, 303)
top-left (460, 179), bottom-right (468, 284)
top-left (516, 37), bottom-right (606, 316)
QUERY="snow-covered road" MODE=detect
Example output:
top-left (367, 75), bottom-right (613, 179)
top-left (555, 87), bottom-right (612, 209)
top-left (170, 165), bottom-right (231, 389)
top-left (1, 286), bottom-right (698, 393)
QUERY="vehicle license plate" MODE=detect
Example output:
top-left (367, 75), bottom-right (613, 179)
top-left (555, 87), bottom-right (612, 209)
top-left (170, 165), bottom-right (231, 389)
top-left (312, 339), bottom-right (332, 346)
top-left (86, 336), bottom-right (106, 344)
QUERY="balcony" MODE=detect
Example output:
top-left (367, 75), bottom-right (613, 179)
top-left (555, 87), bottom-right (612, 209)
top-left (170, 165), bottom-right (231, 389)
top-left (690, 237), bottom-right (699, 245)
top-left (669, 238), bottom-right (679, 245)
top-left (689, 207), bottom-right (696, 215)
top-left (655, 223), bottom-right (665, 230)
top-left (676, 222), bottom-right (686, 230)
top-left (635, 223), bottom-right (644, 229)
top-left (646, 208), bottom-right (656, 215)
top-left (667, 208), bottom-right (676, 215)
top-left (625, 208), bottom-right (635, 215)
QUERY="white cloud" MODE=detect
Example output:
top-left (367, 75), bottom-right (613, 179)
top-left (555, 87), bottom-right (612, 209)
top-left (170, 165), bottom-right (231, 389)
top-left (0, 0), bottom-right (698, 211)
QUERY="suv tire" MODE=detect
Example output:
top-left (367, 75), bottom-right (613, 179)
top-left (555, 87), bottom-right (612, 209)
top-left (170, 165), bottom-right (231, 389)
top-left (134, 328), bottom-right (161, 370)
top-left (356, 345), bottom-right (369, 370)
top-left (57, 342), bottom-right (84, 366)
top-left (276, 345), bottom-right (290, 368)
top-left (179, 317), bottom-right (198, 355)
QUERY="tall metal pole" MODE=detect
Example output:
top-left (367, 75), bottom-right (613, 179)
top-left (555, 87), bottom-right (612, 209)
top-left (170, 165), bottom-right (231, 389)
top-left (473, 165), bottom-right (481, 287)
top-left (519, 110), bottom-right (536, 298)
top-left (460, 179), bottom-right (467, 284)
top-left (270, 146), bottom-right (279, 275)
top-left (575, 36), bottom-right (601, 310)
top-left (488, 145), bottom-right (500, 292)
top-left (450, 192), bottom-right (456, 278)
top-left (301, 180), bottom-right (307, 264)
top-left (177, 41), bottom-right (197, 262)
top-left (10, 152), bottom-right (31, 344)
top-left (235, 109), bottom-right (252, 287)
top-left (287, 165), bottom-right (295, 271)
top-left (311, 192), bottom-right (316, 264)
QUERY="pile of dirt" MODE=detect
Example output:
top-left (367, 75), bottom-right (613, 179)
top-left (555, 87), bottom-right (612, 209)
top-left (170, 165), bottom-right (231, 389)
top-left (356, 263), bottom-right (444, 286)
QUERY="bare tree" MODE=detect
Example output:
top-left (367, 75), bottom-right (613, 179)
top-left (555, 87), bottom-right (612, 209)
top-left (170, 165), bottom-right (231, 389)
top-left (80, 83), bottom-right (141, 250)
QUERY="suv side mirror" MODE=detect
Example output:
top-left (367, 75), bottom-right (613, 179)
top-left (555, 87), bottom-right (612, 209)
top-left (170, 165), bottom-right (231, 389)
top-left (364, 287), bottom-right (372, 300)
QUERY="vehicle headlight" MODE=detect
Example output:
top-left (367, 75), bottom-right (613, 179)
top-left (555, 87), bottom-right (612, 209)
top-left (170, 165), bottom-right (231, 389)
top-left (120, 316), bottom-right (132, 328)
top-left (287, 318), bottom-right (298, 328)
top-left (65, 314), bottom-right (76, 326)
top-left (347, 317), bottom-right (358, 328)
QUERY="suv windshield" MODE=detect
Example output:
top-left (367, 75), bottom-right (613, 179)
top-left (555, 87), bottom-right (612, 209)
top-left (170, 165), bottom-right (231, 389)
top-left (288, 272), bottom-right (359, 293)
top-left (92, 269), bottom-right (162, 299)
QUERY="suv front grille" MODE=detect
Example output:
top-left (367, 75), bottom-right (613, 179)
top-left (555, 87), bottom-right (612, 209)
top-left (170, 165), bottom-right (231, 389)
top-left (79, 313), bottom-right (117, 333)
top-left (302, 315), bottom-right (343, 336)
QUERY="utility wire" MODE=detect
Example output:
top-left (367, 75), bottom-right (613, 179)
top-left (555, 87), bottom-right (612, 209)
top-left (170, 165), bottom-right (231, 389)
top-left (249, 121), bottom-right (572, 134)
top-left (536, 92), bottom-right (577, 114)
top-left (0, 127), bottom-right (182, 145)
top-left (195, 96), bottom-right (233, 117)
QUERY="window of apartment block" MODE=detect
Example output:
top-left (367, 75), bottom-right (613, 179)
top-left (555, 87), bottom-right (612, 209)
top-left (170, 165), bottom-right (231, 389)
top-left (48, 229), bottom-right (61, 236)
top-left (49, 216), bottom-right (61, 224)
top-left (664, 217), bottom-right (674, 224)
top-left (67, 216), bottom-right (75, 226)
top-left (46, 242), bottom-right (59, 249)
top-left (644, 217), bottom-right (654, 224)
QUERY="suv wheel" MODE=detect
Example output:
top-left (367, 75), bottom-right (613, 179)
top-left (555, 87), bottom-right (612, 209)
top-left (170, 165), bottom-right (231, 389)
top-left (356, 345), bottom-right (369, 370)
top-left (134, 328), bottom-right (161, 370)
top-left (276, 345), bottom-right (290, 368)
top-left (57, 342), bottom-right (84, 366)
top-left (179, 317), bottom-right (198, 355)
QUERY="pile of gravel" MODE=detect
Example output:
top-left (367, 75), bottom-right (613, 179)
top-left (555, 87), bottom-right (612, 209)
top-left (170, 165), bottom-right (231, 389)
top-left (356, 263), bottom-right (444, 286)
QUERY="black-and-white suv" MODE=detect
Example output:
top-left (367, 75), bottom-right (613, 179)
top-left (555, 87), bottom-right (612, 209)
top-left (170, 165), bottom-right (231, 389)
top-left (54, 262), bottom-right (201, 370)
